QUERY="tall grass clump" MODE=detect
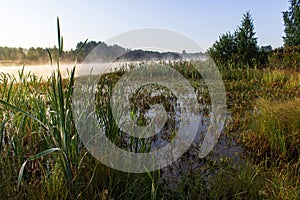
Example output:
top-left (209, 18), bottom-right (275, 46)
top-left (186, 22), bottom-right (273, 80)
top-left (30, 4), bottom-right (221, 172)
top-left (244, 98), bottom-right (300, 162)
top-left (262, 68), bottom-right (300, 90)
top-left (269, 45), bottom-right (300, 70)
top-left (0, 18), bottom-right (82, 198)
top-left (0, 70), bottom-right (51, 199)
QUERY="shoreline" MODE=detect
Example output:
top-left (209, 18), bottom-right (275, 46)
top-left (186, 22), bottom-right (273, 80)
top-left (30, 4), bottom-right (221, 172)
top-left (0, 60), bottom-right (76, 67)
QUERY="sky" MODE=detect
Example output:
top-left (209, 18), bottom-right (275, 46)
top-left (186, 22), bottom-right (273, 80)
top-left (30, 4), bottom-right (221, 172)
top-left (0, 0), bottom-right (290, 52)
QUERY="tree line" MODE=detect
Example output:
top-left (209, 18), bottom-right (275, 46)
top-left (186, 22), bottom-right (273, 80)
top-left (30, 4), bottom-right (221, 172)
top-left (1, 0), bottom-right (298, 69)
top-left (208, 0), bottom-right (300, 70)
top-left (0, 41), bottom-right (128, 65)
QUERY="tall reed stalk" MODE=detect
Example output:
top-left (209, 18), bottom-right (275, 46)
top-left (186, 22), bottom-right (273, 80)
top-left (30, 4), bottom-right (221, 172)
top-left (0, 17), bottom-right (87, 192)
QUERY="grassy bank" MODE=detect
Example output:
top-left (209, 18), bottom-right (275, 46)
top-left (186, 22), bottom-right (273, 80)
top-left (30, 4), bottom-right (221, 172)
top-left (221, 67), bottom-right (299, 199)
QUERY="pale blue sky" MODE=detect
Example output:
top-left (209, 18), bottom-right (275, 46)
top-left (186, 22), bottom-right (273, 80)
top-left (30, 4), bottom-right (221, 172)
top-left (0, 0), bottom-right (289, 51)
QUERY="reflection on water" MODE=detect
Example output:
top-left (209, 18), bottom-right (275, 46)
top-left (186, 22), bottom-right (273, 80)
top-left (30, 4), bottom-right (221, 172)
top-left (93, 70), bottom-right (243, 190)
top-left (160, 113), bottom-right (244, 192)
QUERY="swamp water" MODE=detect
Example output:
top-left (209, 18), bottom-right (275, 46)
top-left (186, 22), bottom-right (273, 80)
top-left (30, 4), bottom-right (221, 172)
top-left (75, 64), bottom-right (244, 192)
top-left (1, 63), bottom-right (244, 191)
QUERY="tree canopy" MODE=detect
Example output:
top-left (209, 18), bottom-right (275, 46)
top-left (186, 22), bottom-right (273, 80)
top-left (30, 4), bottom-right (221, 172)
top-left (0, 41), bottom-right (128, 65)
top-left (236, 12), bottom-right (259, 68)
top-left (208, 11), bottom-right (262, 69)
top-left (283, 0), bottom-right (300, 46)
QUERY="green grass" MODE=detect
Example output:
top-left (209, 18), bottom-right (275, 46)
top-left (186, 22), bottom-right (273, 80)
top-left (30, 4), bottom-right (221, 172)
top-left (243, 98), bottom-right (300, 162)
top-left (223, 68), bottom-right (300, 199)
top-left (0, 18), bottom-right (299, 199)
top-left (0, 18), bottom-right (160, 199)
top-left (1, 61), bottom-right (299, 199)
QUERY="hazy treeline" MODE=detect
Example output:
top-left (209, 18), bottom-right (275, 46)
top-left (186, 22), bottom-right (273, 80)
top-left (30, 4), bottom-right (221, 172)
top-left (0, 41), bottom-right (206, 65)
top-left (0, 41), bottom-right (128, 65)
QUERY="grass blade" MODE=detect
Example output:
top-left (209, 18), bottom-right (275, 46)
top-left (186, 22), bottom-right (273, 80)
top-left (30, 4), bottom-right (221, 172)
top-left (17, 148), bottom-right (62, 190)
top-left (0, 117), bottom-right (7, 152)
top-left (0, 99), bottom-right (49, 132)
top-left (57, 17), bottom-right (62, 55)
top-left (46, 48), bottom-right (53, 65)
top-left (75, 38), bottom-right (88, 65)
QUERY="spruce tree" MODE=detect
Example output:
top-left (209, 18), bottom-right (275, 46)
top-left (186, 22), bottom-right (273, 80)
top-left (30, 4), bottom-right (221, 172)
top-left (235, 12), bottom-right (259, 68)
top-left (283, 0), bottom-right (300, 46)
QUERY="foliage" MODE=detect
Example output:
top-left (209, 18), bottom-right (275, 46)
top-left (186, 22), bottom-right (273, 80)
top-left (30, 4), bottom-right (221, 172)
top-left (208, 32), bottom-right (237, 69)
top-left (208, 12), bottom-right (266, 69)
top-left (0, 41), bottom-right (127, 65)
top-left (235, 12), bottom-right (259, 68)
top-left (0, 47), bottom-right (25, 60)
top-left (283, 0), bottom-right (300, 46)
top-left (0, 15), bottom-right (299, 200)
top-left (75, 41), bottom-right (128, 63)
top-left (0, 60), bottom-right (299, 199)
top-left (0, 18), bottom-right (160, 200)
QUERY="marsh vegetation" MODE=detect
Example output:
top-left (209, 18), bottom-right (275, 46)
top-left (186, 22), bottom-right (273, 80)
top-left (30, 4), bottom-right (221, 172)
top-left (1, 2), bottom-right (300, 198)
top-left (0, 57), bottom-right (299, 199)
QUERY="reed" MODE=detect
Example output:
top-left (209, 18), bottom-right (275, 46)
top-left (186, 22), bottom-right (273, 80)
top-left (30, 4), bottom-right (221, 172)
top-left (0, 17), bottom-right (299, 199)
top-left (0, 18), bottom-right (161, 199)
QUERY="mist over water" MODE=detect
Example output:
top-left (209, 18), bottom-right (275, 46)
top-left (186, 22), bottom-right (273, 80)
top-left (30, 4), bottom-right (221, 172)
top-left (0, 62), bottom-right (131, 79)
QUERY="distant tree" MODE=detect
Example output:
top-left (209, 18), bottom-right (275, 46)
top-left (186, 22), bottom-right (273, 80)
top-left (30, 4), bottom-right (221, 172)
top-left (76, 41), bottom-right (102, 62)
top-left (77, 41), bottom-right (99, 55)
top-left (208, 12), bottom-right (260, 68)
top-left (75, 41), bottom-right (127, 62)
top-left (0, 40), bottom-right (129, 64)
top-left (283, 0), bottom-right (300, 46)
top-left (208, 32), bottom-right (237, 69)
top-left (235, 12), bottom-right (259, 68)
top-left (257, 46), bottom-right (271, 68)
top-left (16, 48), bottom-right (26, 60)
top-left (26, 47), bottom-right (47, 62)
top-left (25, 47), bottom-right (36, 60)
